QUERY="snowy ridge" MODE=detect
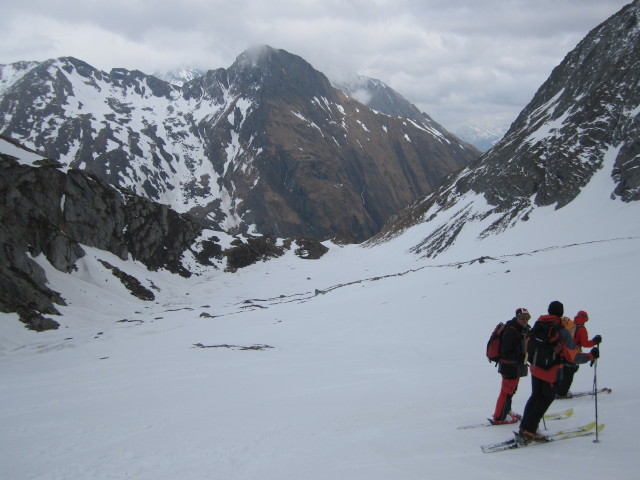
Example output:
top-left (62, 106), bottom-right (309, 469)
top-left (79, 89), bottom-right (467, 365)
top-left (0, 61), bottom-right (39, 95)
top-left (380, 143), bottom-right (640, 260)
top-left (373, 1), bottom-right (640, 257)
top-left (332, 73), bottom-right (466, 147)
top-left (0, 57), bottom-right (264, 230)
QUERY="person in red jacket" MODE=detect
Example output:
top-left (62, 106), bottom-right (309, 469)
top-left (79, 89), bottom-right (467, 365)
top-left (518, 301), bottom-right (600, 443)
top-left (491, 308), bottom-right (531, 425)
top-left (556, 310), bottom-right (602, 398)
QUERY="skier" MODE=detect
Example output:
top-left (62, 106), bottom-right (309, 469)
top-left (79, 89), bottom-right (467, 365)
top-left (518, 301), bottom-right (600, 443)
top-left (556, 310), bottom-right (602, 398)
top-left (491, 307), bottom-right (531, 424)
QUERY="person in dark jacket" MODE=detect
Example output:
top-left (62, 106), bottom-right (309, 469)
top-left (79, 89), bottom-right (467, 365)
top-left (519, 301), bottom-right (600, 443)
top-left (492, 307), bottom-right (531, 424)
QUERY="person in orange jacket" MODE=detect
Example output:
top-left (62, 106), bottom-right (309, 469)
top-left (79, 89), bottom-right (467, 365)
top-left (518, 301), bottom-right (600, 443)
top-left (556, 310), bottom-right (602, 398)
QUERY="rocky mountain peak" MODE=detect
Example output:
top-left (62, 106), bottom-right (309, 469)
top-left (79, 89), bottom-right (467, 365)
top-left (233, 44), bottom-right (281, 70)
top-left (229, 45), bottom-right (336, 101)
top-left (481, 0), bottom-right (640, 207)
top-left (373, 0), bottom-right (640, 257)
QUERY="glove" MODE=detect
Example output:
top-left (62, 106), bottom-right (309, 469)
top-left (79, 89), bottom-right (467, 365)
top-left (588, 347), bottom-right (599, 366)
top-left (592, 335), bottom-right (602, 344)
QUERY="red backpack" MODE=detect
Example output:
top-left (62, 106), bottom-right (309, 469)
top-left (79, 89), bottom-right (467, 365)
top-left (487, 322), bottom-right (509, 364)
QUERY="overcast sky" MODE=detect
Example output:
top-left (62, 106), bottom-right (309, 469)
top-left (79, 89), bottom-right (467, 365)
top-left (0, 0), bottom-right (632, 133)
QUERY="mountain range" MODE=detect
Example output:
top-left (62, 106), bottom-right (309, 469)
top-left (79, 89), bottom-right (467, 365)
top-left (331, 74), bottom-right (509, 154)
top-left (0, 46), bottom-right (478, 242)
top-left (154, 67), bottom-right (501, 151)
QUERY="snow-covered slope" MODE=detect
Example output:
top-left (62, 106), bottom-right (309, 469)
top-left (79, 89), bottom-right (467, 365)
top-left (0, 182), bottom-right (638, 478)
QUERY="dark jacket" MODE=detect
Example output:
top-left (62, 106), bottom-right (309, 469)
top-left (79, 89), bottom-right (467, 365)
top-left (498, 317), bottom-right (530, 379)
top-left (529, 315), bottom-right (595, 384)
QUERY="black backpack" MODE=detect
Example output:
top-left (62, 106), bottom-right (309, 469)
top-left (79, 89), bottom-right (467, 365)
top-left (527, 320), bottom-right (563, 369)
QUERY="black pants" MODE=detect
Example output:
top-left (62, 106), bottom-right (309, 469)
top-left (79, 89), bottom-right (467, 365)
top-left (556, 364), bottom-right (578, 396)
top-left (520, 376), bottom-right (557, 433)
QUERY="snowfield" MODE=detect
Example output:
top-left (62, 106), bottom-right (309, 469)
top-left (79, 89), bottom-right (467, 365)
top-left (1, 192), bottom-right (639, 479)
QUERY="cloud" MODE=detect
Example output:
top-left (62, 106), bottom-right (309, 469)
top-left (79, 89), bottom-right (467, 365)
top-left (0, 0), bottom-right (632, 132)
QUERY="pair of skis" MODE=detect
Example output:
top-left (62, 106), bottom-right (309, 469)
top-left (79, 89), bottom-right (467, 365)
top-left (461, 387), bottom-right (611, 452)
top-left (557, 387), bottom-right (612, 399)
top-left (481, 421), bottom-right (605, 453)
top-left (459, 387), bottom-right (612, 430)
top-left (480, 387), bottom-right (611, 453)
top-left (457, 407), bottom-right (574, 430)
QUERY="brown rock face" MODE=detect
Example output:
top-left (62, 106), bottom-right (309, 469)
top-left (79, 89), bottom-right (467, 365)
top-left (203, 46), bottom-right (479, 241)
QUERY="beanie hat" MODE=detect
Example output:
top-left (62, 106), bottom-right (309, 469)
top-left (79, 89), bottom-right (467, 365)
top-left (515, 308), bottom-right (530, 320)
top-left (575, 310), bottom-right (589, 324)
top-left (548, 301), bottom-right (564, 317)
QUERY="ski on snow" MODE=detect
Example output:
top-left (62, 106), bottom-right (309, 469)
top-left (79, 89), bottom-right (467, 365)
top-left (557, 387), bottom-right (612, 399)
top-left (481, 422), bottom-right (605, 453)
top-left (457, 408), bottom-right (573, 430)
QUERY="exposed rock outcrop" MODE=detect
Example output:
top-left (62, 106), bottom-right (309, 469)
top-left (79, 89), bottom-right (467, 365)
top-left (0, 139), bottom-right (332, 329)
top-left (0, 151), bottom-right (202, 329)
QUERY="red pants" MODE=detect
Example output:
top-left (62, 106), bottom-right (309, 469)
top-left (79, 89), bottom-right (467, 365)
top-left (493, 377), bottom-right (520, 421)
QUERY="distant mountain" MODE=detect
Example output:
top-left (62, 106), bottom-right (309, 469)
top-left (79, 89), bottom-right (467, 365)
top-left (333, 73), bottom-right (480, 150)
top-left (454, 125), bottom-right (506, 152)
top-left (372, 0), bottom-right (640, 256)
top-left (0, 46), bottom-right (479, 242)
top-left (333, 74), bottom-right (432, 122)
top-left (152, 66), bottom-right (206, 86)
top-left (333, 73), bottom-right (501, 152)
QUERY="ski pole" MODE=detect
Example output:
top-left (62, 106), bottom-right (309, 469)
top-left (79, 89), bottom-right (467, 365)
top-left (593, 353), bottom-right (600, 443)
